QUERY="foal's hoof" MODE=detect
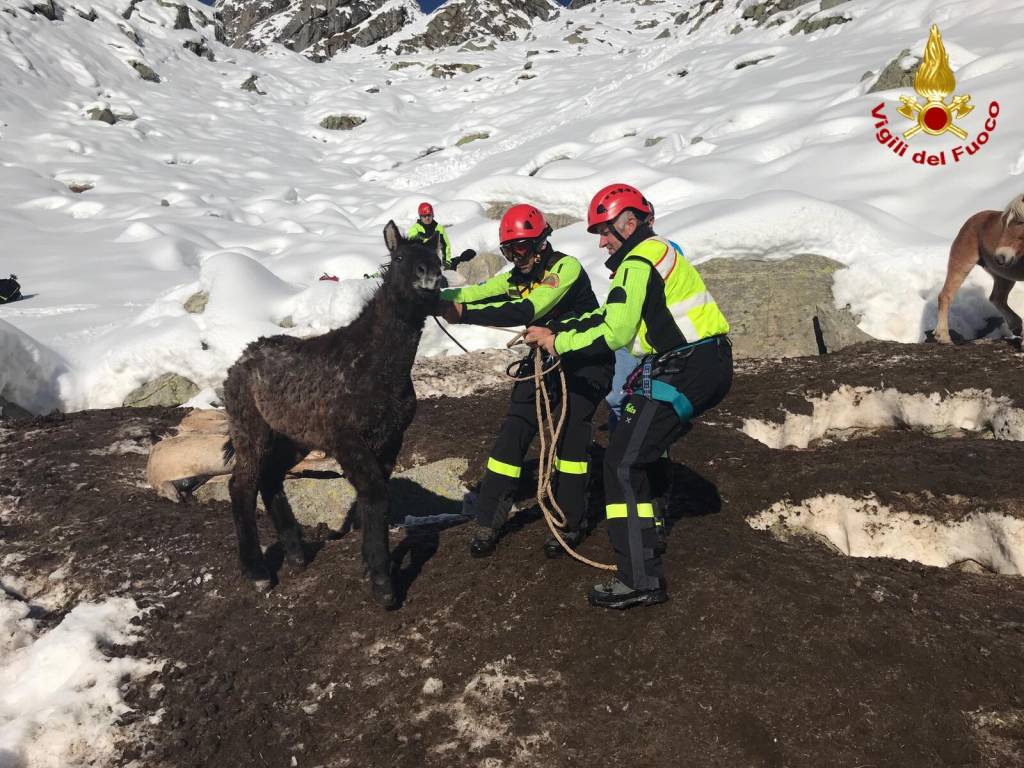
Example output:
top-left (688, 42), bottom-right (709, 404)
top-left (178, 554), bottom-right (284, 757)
top-left (281, 531), bottom-right (308, 568)
top-left (284, 545), bottom-right (308, 569)
top-left (371, 577), bottom-right (398, 610)
top-left (241, 561), bottom-right (273, 592)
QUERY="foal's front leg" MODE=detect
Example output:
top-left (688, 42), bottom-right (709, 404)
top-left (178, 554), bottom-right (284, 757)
top-left (337, 441), bottom-right (396, 609)
top-left (990, 275), bottom-right (1023, 338)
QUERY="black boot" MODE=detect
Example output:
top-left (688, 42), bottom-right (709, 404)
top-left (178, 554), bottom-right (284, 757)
top-left (543, 527), bottom-right (587, 559)
top-left (588, 576), bottom-right (668, 609)
top-left (468, 522), bottom-right (499, 558)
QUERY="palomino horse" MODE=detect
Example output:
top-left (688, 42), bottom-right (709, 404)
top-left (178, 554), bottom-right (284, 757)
top-left (934, 194), bottom-right (1024, 344)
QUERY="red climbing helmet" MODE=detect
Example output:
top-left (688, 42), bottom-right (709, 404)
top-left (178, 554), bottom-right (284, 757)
top-left (498, 204), bottom-right (552, 260)
top-left (587, 183), bottom-right (654, 233)
top-left (418, 202), bottom-right (434, 217)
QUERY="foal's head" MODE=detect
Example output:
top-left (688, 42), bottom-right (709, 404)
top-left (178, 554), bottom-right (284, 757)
top-left (994, 194), bottom-right (1024, 267)
top-left (381, 220), bottom-right (444, 308)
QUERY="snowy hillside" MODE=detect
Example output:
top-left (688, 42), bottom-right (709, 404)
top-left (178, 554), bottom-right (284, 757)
top-left (1, 0), bottom-right (1023, 412)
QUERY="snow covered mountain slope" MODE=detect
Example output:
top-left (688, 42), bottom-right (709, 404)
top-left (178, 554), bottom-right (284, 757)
top-left (1, 0), bottom-right (1022, 410)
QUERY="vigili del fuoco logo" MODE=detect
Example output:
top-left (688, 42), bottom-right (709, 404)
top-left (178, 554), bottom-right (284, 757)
top-left (870, 24), bottom-right (1000, 167)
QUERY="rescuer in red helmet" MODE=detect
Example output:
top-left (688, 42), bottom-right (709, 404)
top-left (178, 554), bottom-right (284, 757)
top-left (439, 203), bottom-right (613, 559)
top-left (408, 202), bottom-right (454, 268)
top-left (524, 183), bottom-right (733, 609)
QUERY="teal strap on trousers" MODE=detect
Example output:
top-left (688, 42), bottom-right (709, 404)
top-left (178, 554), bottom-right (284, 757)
top-left (650, 379), bottom-right (694, 422)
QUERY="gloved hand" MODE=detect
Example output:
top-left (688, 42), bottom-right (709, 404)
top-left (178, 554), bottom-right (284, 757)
top-left (439, 301), bottom-right (463, 324)
top-left (449, 249), bottom-right (476, 270)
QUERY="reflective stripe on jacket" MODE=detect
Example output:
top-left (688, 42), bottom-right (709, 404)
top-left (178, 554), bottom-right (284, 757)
top-left (554, 237), bottom-right (729, 357)
top-left (440, 251), bottom-right (599, 328)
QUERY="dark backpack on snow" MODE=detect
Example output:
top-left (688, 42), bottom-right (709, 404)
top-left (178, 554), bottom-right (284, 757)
top-left (0, 274), bottom-right (21, 304)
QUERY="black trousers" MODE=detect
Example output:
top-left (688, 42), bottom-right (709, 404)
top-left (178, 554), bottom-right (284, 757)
top-left (604, 337), bottom-right (733, 589)
top-left (476, 357), bottom-right (612, 531)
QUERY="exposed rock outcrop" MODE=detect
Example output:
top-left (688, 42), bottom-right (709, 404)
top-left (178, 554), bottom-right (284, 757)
top-left (129, 60), bottom-right (161, 83)
top-left (87, 106), bottom-right (117, 124)
top-left (0, 397), bottom-right (33, 420)
top-left (123, 373), bottom-right (200, 408)
top-left (394, 0), bottom-right (560, 54)
top-left (240, 73), bottom-right (265, 94)
top-left (699, 254), bottom-right (872, 359)
top-left (218, 0), bottom-right (421, 60)
top-left (867, 48), bottom-right (921, 93)
top-left (319, 114), bottom-right (365, 130)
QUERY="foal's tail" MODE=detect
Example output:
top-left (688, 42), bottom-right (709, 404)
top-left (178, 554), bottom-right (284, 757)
top-left (222, 439), bottom-right (236, 465)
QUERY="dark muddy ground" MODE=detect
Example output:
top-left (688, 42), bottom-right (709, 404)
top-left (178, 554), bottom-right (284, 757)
top-left (2, 340), bottom-right (1024, 768)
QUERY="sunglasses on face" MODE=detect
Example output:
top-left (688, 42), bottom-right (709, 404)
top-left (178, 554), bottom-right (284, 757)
top-left (501, 240), bottom-right (539, 261)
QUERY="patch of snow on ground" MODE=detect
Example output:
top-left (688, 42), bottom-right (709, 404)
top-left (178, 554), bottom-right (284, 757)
top-left (748, 494), bottom-right (1024, 575)
top-left (742, 386), bottom-right (1024, 449)
top-left (416, 656), bottom-right (554, 756)
top-left (0, 589), bottom-right (157, 768)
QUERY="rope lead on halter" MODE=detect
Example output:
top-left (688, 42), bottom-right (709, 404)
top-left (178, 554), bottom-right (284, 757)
top-left (432, 315), bottom-right (471, 354)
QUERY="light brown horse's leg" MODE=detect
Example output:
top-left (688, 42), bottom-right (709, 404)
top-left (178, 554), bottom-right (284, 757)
top-left (935, 226), bottom-right (979, 344)
top-left (989, 275), bottom-right (1023, 337)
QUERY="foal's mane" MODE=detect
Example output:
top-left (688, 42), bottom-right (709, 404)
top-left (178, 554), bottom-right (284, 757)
top-left (1003, 194), bottom-right (1024, 226)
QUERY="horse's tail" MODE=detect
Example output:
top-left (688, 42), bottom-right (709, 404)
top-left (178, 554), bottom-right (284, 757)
top-left (222, 438), bottom-right (235, 466)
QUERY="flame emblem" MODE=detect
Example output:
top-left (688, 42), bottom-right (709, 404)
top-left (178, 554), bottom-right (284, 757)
top-left (896, 25), bottom-right (973, 140)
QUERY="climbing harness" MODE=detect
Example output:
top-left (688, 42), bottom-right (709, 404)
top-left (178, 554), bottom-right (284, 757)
top-left (623, 336), bottom-right (726, 422)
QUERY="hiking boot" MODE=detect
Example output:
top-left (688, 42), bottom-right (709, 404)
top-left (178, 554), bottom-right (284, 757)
top-left (468, 523), bottom-right (499, 558)
top-left (588, 577), bottom-right (668, 610)
top-left (542, 527), bottom-right (587, 559)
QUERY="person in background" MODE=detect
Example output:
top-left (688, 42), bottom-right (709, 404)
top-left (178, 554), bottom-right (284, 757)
top-left (524, 183), bottom-right (732, 610)
top-left (408, 202), bottom-right (453, 268)
top-left (438, 204), bottom-right (613, 559)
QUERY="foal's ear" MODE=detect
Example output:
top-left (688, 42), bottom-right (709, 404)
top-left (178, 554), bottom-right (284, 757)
top-left (384, 220), bottom-right (400, 253)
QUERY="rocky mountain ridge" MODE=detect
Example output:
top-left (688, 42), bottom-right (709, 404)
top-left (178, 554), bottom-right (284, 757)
top-left (216, 0), bottom-right (565, 59)
top-left (217, 0), bottom-right (422, 60)
top-left (392, 0), bottom-right (561, 54)
top-left (212, 0), bottom-right (857, 61)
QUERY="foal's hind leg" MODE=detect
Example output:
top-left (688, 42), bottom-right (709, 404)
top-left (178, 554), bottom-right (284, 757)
top-left (935, 227), bottom-right (979, 344)
top-left (334, 440), bottom-right (396, 609)
top-left (259, 438), bottom-right (307, 569)
top-left (989, 275), bottom-right (1023, 338)
top-left (228, 418), bottom-right (274, 588)
top-left (229, 464), bottom-right (272, 587)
